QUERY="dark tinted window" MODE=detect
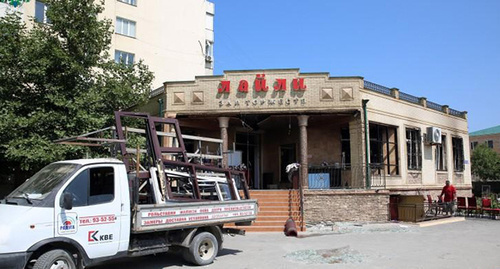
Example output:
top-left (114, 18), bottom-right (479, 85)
top-left (89, 167), bottom-right (114, 205)
top-left (62, 167), bottom-right (114, 207)
top-left (452, 137), bottom-right (464, 172)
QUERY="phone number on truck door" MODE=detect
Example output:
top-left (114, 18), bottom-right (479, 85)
top-left (80, 214), bottom-right (116, 226)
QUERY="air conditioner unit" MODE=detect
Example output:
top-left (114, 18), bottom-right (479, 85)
top-left (426, 127), bottom-right (442, 144)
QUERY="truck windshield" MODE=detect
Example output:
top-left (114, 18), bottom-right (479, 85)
top-left (8, 163), bottom-right (79, 200)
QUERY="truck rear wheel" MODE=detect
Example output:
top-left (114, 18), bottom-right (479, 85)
top-left (184, 232), bottom-right (218, 266)
top-left (33, 249), bottom-right (76, 269)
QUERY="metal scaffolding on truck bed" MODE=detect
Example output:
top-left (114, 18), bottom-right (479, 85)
top-left (55, 111), bottom-right (251, 204)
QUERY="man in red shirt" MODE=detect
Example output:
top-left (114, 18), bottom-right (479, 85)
top-left (440, 180), bottom-right (457, 215)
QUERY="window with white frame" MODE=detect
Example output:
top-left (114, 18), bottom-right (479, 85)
top-left (452, 137), bottom-right (464, 172)
top-left (406, 128), bottom-right (422, 170)
top-left (435, 135), bottom-right (447, 171)
top-left (114, 50), bottom-right (134, 65)
top-left (35, 1), bottom-right (50, 23)
top-left (118, 0), bottom-right (137, 6)
top-left (115, 17), bottom-right (136, 38)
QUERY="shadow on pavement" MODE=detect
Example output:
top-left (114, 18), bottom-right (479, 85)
top-left (91, 252), bottom-right (186, 268)
top-left (217, 248), bottom-right (242, 257)
top-left (90, 248), bottom-right (243, 268)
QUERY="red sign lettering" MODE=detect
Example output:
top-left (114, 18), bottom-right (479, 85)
top-left (216, 77), bottom-right (306, 93)
top-left (218, 81), bottom-right (230, 93)
top-left (254, 74), bottom-right (268, 92)
top-left (292, 78), bottom-right (306, 91)
top-left (238, 80), bottom-right (249, 92)
top-left (274, 79), bottom-right (287, 91)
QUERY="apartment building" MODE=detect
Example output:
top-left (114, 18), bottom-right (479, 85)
top-left (1, 0), bottom-right (215, 88)
top-left (470, 125), bottom-right (500, 155)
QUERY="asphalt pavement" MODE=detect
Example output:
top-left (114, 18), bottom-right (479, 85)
top-left (91, 218), bottom-right (500, 269)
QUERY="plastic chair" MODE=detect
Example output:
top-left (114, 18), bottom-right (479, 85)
top-left (481, 198), bottom-right (500, 219)
top-left (456, 197), bottom-right (467, 216)
top-left (466, 197), bottom-right (479, 217)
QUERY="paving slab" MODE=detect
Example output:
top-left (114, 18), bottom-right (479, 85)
top-left (91, 218), bottom-right (500, 269)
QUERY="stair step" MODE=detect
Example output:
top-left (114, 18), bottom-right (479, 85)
top-left (236, 190), bottom-right (305, 232)
top-left (259, 206), bottom-right (300, 212)
top-left (259, 220), bottom-right (304, 226)
top-left (253, 196), bottom-right (298, 199)
top-left (252, 196), bottom-right (299, 199)
top-left (226, 226), bottom-right (307, 232)
top-left (256, 216), bottom-right (302, 221)
top-left (250, 190), bottom-right (299, 192)
top-left (250, 192), bottom-right (300, 196)
top-left (250, 192), bottom-right (300, 198)
top-left (258, 200), bottom-right (300, 207)
top-left (257, 211), bottom-right (301, 216)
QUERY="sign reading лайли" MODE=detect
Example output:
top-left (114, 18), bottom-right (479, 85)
top-left (216, 74), bottom-right (307, 108)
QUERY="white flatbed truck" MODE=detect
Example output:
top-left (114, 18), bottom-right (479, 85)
top-left (0, 112), bottom-right (257, 269)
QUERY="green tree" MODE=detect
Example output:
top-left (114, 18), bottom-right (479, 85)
top-left (0, 0), bottom-right (154, 181)
top-left (471, 144), bottom-right (500, 181)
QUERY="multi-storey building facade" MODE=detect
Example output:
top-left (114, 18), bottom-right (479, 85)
top-left (1, 0), bottom-right (215, 88)
top-left (143, 69), bottom-right (472, 222)
top-left (470, 125), bottom-right (500, 155)
top-left (151, 69), bottom-right (471, 193)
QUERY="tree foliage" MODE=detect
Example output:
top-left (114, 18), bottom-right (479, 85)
top-left (471, 144), bottom-right (500, 181)
top-left (0, 0), bottom-right (154, 177)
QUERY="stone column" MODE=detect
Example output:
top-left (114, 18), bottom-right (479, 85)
top-left (218, 117), bottom-right (230, 168)
top-left (349, 112), bottom-right (364, 188)
top-left (297, 115), bottom-right (309, 189)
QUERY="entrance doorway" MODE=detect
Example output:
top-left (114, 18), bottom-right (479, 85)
top-left (235, 133), bottom-right (260, 189)
top-left (280, 144), bottom-right (296, 188)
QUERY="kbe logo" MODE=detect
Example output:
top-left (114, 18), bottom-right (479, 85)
top-left (88, 231), bottom-right (113, 244)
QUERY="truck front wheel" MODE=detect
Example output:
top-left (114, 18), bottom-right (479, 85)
top-left (33, 249), bottom-right (76, 269)
top-left (184, 232), bottom-right (218, 266)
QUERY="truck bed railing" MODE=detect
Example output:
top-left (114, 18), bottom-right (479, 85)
top-left (113, 111), bottom-right (251, 205)
top-left (55, 111), bottom-right (252, 204)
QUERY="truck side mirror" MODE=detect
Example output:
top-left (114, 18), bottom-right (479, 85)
top-left (62, 192), bottom-right (73, 210)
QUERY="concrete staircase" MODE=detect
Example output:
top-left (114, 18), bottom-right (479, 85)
top-left (227, 190), bottom-right (305, 232)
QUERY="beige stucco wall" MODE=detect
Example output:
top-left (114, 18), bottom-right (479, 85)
top-left (164, 69), bottom-right (363, 115)
top-left (361, 89), bottom-right (471, 191)
top-left (12, 0), bottom-right (213, 89)
top-left (160, 69), bottom-right (471, 193)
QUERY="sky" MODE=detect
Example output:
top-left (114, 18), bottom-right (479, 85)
top-left (210, 0), bottom-right (500, 132)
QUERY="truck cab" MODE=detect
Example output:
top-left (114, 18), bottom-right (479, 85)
top-left (0, 159), bottom-right (130, 269)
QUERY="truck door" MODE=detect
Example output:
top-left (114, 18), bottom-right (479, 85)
top-left (55, 164), bottom-right (122, 259)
